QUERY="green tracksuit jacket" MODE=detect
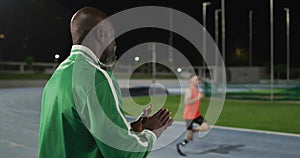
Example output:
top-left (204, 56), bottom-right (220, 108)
top-left (38, 45), bottom-right (156, 158)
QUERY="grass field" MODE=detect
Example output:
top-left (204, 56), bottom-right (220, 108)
top-left (123, 95), bottom-right (300, 134)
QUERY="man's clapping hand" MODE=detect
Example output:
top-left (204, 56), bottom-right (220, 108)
top-left (130, 106), bottom-right (173, 138)
top-left (130, 104), bottom-right (153, 133)
top-left (142, 109), bottom-right (173, 138)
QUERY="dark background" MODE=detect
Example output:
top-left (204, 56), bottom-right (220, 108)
top-left (0, 0), bottom-right (299, 67)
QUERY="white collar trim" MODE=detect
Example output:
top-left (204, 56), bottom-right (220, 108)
top-left (71, 45), bottom-right (98, 64)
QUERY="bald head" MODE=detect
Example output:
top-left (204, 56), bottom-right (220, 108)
top-left (70, 7), bottom-right (116, 68)
top-left (70, 7), bottom-right (108, 45)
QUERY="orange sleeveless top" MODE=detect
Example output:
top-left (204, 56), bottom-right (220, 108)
top-left (183, 87), bottom-right (201, 120)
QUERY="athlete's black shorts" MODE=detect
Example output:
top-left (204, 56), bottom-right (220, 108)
top-left (185, 115), bottom-right (206, 130)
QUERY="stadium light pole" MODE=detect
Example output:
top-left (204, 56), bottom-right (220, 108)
top-left (284, 8), bottom-right (290, 82)
top-left (214, 9), bottom-right (221, 82)
top-left (221, 0), bottom-right (226, 66)
top-left (54, 54), bottom-right (60, 63)
top-left (202, 2), bottom-right (211, 78)
top-left (215, 9), bottom-right (221, 50)
top-left (168, 7), bottom-right (174, 65)
top-left (151, 43), bottom-right (156, 84)
top-left (270, 0), bottom-right (274, 101)
top-left (215, 9), bottom-right (221, 69)
top-left (249, 10), bottom-right (253, 67)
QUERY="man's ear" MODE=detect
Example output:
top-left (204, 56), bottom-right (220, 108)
top-left (96, 29), bottom-right (105, 43)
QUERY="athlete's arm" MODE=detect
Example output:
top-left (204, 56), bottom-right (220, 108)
top-left (184, 89), bottom-right (204, 105)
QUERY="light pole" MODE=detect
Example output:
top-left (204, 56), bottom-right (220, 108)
top-left (270, 0), bottom-right (274, 101)
top-left (249, 10), bottom-right (253, 67)
top-left (151, 43), bottom-right (156, 84)
top-left (53, 54), bottom-right (60, 70)
top-left (168, 7), bottom-right (174, 65)
top-left (202, 2), bottom-right (211, 78)
top-left (54, 54), bottom-right (60, 63)
top-left (215, 9), bottom-right (221, 49)
top-left (134, 56), bottom-right (140, 72)
top-left (284, 8), bottom-right (290, 82)
top-left (215, 9), bottom-right (221, 69)
top-left (221, 0), bottom-right (226, 66)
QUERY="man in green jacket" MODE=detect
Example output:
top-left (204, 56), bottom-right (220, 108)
top-left (38, 7), bottom-right (173, 158)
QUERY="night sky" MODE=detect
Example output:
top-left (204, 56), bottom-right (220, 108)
top-left (0, 0), bottom-right (299, 68)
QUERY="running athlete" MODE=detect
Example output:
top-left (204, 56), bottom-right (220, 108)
top-left (176, 74), bottom-right (209, 156)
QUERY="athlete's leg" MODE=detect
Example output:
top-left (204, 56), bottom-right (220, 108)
top-left (184, 119), bottom-right (194, 141)
top-left (176, 120), bottom-right (194, 156)
top-left (193, 116), bottom-right (210, 132)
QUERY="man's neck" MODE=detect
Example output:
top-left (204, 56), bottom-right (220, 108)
top-left (190, 84), bottom-right (197, 89)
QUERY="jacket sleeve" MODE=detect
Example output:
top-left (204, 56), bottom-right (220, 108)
top-left (81, 79), bottom-right (156, 158)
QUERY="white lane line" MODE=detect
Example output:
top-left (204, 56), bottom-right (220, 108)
top-left (213, 126), bottom-right (300, 138)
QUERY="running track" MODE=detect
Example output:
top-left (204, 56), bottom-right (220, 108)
top-left (0, 87), bottom-right (300, 158)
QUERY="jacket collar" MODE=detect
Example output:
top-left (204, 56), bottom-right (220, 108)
top-left (71, 45), bottom-right (99, 65)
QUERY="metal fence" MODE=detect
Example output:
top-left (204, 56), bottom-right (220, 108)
top-left (0, 61), bottom-right (58, 74)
